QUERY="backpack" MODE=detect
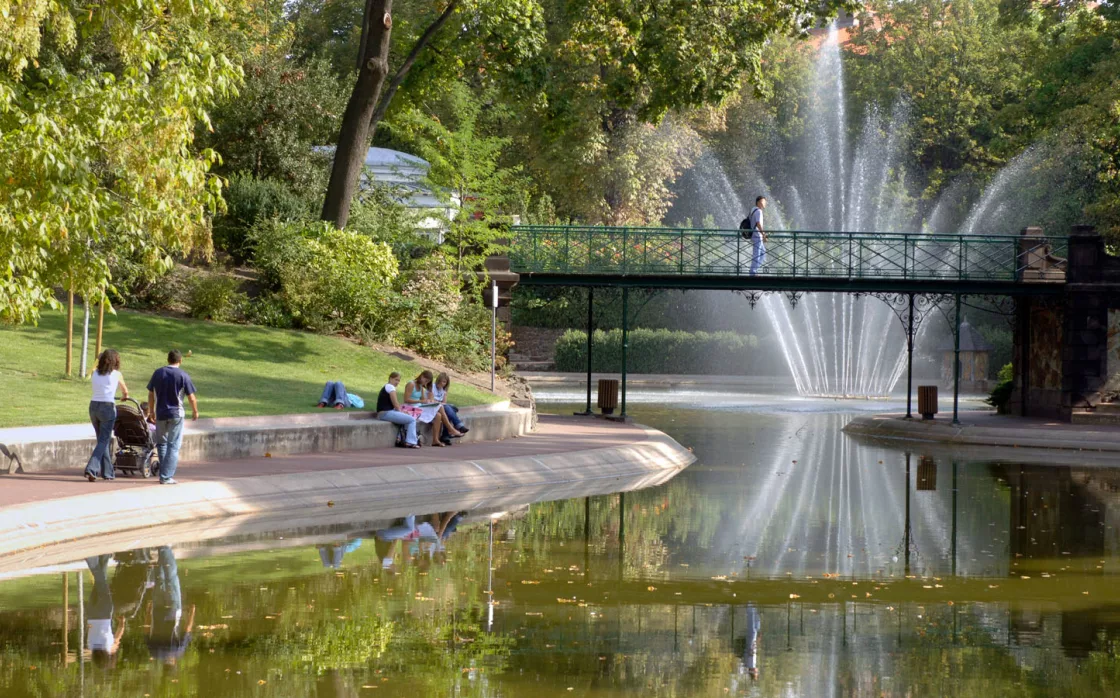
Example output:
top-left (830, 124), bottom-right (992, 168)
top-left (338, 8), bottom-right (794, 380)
top-left (394, 425), bottom-right (408, 448)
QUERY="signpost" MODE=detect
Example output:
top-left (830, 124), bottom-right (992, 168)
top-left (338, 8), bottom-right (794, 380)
top-left (491, 279), bottom-right (498, 393)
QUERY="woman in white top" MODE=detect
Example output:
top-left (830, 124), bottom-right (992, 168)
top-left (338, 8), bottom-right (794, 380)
top-left (402, 370), bottom-right (462, 446)
top-left (86, 349), bottom-right (129, 482)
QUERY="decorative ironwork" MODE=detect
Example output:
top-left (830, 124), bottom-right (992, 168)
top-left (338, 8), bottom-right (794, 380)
top-left (736, 290), bottom-right (767, 309)
top-left (784, 291), bottom-right (804, 309)
top-left (511, 225), bottom-right (1069, 284)
top-left (962, 294), bottom-right (1017, 328)
top-left (868, 292), bottom-right (951, 336)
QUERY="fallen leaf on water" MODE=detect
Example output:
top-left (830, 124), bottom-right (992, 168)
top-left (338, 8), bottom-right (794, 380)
top-left (647, 586), bottom-right (657, 591)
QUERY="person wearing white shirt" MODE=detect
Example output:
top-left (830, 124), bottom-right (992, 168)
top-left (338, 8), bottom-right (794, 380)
top-left (746, 196), bottom-right (768, 276)
top-left (85, 349), bottom-right (129, 482)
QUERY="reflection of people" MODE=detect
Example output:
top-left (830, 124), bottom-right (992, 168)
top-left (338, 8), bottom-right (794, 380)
top-left (147, 547), bottom-right (195, 664)
top-left (374, 512), bottom-right (466, 570)
top-left (741, 603), bottom-right (761, 680)
top-left (86, 554), bottom-right (125, 666)
top-left (317, 539), bottom-right (362, 568)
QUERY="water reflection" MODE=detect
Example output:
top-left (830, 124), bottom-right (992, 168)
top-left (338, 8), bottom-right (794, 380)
top-left (1, 407), bottom-right (1119, 696)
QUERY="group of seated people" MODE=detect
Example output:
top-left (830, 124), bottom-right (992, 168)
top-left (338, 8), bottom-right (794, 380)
top-left (376, 370), bottom-right (468, 448)
top-left (316, 370), bottom-right (470, 448)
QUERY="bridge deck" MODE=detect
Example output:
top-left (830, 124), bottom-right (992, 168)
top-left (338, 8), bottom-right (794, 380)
top-left (510, 226), bottom-right (1067, 295)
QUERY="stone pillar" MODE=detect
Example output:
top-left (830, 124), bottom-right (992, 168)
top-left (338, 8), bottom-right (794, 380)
top-left (1062, 227), bottom-right (1108, 417)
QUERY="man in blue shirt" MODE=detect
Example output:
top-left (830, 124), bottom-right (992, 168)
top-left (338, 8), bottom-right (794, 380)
top-left (145, 350), bottom-right (198, 485)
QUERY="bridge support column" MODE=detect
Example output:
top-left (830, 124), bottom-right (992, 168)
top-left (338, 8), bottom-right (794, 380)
top-left (952, 294), bottom-right (962, 425)
top-left (576, 288), bottom-right (594, 416)
top-left (621, 287), bottom-right (629, 418)
top-left (905, 293), bottom-right (915, 419)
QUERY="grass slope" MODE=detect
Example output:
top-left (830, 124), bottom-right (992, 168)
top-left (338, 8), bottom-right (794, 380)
top-left (0, 310), bottom-right (500, 428)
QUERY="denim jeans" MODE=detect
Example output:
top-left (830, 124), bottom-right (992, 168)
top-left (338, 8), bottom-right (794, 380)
top-left (443, 404), bottom-right (464, 430)
top-left (156, 416), bottom-right (185, 482)
top-left (85, 401), bottom-right (116, 479)
top-left (319, 381), bottom-right (348, 407)
top-left (378, 410), bottom-right (417, 445)
top-left (85, 554), bottom-right (114, 620)
top-left (750, 234), bottom-right (767, 276)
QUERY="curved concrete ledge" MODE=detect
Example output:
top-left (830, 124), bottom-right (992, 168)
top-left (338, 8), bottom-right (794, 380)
top-left (0, 423), bottom-right (694, 565)
top-left (0, 404), bottom-right (529, 473)
top-left (844, 413), bottom-right (1120, 457)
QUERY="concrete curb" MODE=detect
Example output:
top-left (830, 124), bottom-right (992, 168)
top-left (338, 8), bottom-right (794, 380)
top-left (520, 372), bottom-right (797, 388)
top-left (0, 424), bottom-right (694, 564)
top-left (2, 404), bottom-right (530, 473)
top-left (844, 414), bottom-right (1120, 454)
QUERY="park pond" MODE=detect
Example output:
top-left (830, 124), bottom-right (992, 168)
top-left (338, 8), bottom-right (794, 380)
top-left (1, 389), bottom-right (1119, 696)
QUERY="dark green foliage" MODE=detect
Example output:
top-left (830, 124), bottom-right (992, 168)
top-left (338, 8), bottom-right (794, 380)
top-left (986, 362), bottom-right (1015, 413)
top-left (213, 174), bottom-right (316, 264)
top-left (977, 324), bottom-right (1013, 378)
top-left (555, 328), bottom-right (762, 375)
top-left (201, 50), bottom-right (346, 189)
top-left (186, 274), bottom-right (247, 322)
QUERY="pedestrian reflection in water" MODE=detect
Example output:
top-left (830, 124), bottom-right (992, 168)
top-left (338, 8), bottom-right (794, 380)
top-left (85, 554), bottom-right (125, 667)
top-left (374, 512), bottom-right (466, 572)
top-left (317, 539), bottom-right (362, 568)
top-left (147, 546), bottom-right (195, 665)
top-left (739, 603), bottom-right (761, 681)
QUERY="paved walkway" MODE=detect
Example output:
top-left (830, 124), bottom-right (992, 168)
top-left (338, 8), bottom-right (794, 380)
top-left (844, 412), bottom-right (1120, 454)
top-left (0, 415), bottom-right (649, 509)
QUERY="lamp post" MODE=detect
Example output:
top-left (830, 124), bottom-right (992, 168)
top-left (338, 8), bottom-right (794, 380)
top-left (491, 279), bottom-right (498, 393)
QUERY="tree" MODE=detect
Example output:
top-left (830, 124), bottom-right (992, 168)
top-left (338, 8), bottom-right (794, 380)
top-left (0, 0), bottom-right (247, 326)
top-left (503, 0), bottom-right (854, 224)
top-left (319, 0), bottom-right (464, 228)
top-left (202, 46), bottom-right (348, 190)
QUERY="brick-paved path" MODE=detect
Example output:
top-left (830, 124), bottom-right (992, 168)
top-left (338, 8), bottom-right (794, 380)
top-left (0, 416), bottom-right (648, 509)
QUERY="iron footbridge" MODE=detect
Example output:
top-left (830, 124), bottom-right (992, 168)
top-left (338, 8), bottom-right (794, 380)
top-left (503, 225), bottom-right (1071, 424)
top-left (509, 225), bottom-right (1068, 295)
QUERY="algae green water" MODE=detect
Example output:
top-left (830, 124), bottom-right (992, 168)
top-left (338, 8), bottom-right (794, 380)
top-left (2, 398), bottom-right (1119, 697)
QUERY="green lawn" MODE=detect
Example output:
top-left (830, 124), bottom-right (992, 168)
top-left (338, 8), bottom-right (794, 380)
top-left (0, 310), bottom-right (500, 428)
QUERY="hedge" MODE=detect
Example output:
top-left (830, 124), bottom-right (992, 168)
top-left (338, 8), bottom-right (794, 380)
top-left (554, 328), bottom-right (764, 375)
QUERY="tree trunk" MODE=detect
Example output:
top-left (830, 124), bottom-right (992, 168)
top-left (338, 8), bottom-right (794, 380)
top-left (65, 286), bottom-right (74, 377)
top-left (321, 0), bottom-right (395, 228)
top-left (366, 0), bottom-right (462, 140)
top-left (79, 296), bottom-right (90, 378)
top-left (95, 298), bottom-right (104, 360)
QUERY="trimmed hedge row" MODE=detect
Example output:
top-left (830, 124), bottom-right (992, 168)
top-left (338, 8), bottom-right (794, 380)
top-left (554, 328), bottom-right (761, 375)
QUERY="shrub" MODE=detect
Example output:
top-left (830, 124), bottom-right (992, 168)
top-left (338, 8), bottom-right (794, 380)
top-left (251, 220), bottom-right (398, 336)
top-left (213, 174), bottom-right (315, 264)
top-left (186, 274), bottom-right (246, 322)
top-left (554, 328), bottom-right (760, 374)
top-left (249, 219), bottom-right (328, 290)
top-left (986, 362), bottom-right (1014, 414)
top-left (244, 293), bottom-right (294, 329)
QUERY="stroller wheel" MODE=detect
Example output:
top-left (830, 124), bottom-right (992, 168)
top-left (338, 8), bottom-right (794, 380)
top-left (140, 451), bottom-right (156, 479)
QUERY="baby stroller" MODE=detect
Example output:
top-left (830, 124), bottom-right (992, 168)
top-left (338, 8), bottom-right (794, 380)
top-left (113, 398), bottom-right (158, 478)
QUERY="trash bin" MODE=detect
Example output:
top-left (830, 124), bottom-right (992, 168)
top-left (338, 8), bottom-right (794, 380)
top-left (598, 379), bottom-right (619, 415)
top-left (917, 385), bottom-right (938, 420)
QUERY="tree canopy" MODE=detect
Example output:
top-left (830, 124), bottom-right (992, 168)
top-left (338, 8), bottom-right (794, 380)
top-left (0, 0), bottom-right (255, 323)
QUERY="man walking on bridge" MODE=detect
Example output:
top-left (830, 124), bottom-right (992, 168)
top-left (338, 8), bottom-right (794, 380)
top-left (747, 196), bottom-right (767, 276)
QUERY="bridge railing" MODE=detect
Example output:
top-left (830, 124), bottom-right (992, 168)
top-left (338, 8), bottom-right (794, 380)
top-left (510, 226), bottom-right (1068, 282)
